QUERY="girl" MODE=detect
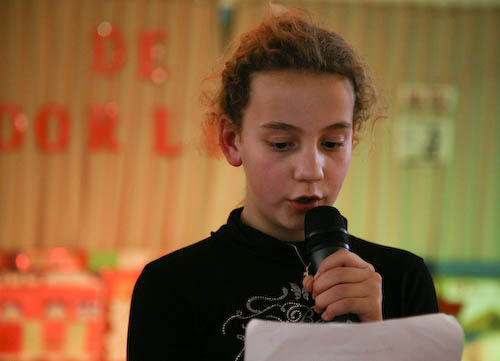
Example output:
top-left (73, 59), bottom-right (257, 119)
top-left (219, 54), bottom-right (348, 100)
top-left (127, 8), bottom-right (438, 361)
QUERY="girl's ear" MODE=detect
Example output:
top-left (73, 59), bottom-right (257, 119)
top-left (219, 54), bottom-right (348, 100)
top-left (219, 115), bottom-right (242, 167)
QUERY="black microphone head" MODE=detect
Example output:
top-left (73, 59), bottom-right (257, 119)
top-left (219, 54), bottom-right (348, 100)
top-left (305, 206), bottom-right (350, 274)
top-left (304, 206), bottom-right (346, 239)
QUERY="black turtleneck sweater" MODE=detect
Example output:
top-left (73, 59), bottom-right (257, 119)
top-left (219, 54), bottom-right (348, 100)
top-left (127, 208), bottom-right (438, 361)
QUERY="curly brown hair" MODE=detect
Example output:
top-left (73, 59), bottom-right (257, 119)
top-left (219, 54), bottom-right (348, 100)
top-left (204, 7), bottom-right (379, 149)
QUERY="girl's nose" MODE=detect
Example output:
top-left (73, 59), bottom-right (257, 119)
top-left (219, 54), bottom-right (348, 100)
top-left (293, 147), bottom-right (325, 182)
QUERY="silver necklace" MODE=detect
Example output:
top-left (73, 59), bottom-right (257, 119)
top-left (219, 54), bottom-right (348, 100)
top-left (287, 243), bottom-right (311, 278)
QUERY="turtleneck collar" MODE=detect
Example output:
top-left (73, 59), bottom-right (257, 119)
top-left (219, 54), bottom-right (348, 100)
top-left (217, 208), bottom-right (309, 266)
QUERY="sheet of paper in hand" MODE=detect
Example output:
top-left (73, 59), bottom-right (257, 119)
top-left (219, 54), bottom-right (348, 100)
top-left (244, 313), bottom-right (463, 361)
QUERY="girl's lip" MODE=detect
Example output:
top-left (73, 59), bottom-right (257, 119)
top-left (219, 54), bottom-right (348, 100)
top-left (288, 198), bottom-right (321, 212)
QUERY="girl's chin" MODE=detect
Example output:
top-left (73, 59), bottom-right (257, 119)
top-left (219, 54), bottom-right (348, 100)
top-left (276, 218), bottom-right (306, 241)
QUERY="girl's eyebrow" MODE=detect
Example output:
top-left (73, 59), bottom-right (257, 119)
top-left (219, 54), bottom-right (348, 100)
top-left (260, 122), bottom-right (297, 131)
top-left (260, 121), bottom-right (352, 131)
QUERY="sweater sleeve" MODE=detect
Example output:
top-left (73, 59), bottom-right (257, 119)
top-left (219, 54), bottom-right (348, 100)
top-left (127, 263), bottom-right (197, 361)
top-left (402, 257), bottom-right (439, 317)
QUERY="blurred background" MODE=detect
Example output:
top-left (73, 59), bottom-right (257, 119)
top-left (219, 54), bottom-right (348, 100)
top-left (0, 0), bottom-right (499, 360)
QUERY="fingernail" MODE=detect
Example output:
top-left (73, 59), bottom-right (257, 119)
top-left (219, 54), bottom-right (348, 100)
top-left (314, 271), bottom-right (320, 280)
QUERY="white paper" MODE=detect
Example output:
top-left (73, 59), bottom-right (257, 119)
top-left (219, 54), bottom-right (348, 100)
top-left (244, 313), bottom-right (463, 361)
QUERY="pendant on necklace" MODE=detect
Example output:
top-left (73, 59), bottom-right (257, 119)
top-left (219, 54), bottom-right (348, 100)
top-left (303, 264), bottom-right (311, 278)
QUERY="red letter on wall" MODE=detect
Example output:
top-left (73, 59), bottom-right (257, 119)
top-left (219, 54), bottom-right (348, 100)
top-left (0, 103), bottom-right (27, 152)
top-left (154, 107), bottom-right (182, 157)
top-left (0, 323), bottom-right (22, 353)
top-left (89, 103), bottom-right (119, 152)
top-left (35, 104), bottom-right (70, 153)
top-left (138, 30), bottom-right (168, 83)
top-left (93, 22), bottom-right (126, 75)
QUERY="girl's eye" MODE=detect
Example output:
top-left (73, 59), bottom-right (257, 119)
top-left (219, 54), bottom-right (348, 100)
top-left (268, 141), bottom-right (294, 150)
top-left (272, 142), bottom-right (290, 150)
top-left (322, 141), bottom-right (344, 149)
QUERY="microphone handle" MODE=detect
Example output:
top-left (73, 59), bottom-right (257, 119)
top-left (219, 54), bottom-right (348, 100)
top-left (310, 245), bottom-right (346, 274)
top-left (332, 313), bottom-right (360, 323)
top-left (310, 245), bottom-right (360, 323)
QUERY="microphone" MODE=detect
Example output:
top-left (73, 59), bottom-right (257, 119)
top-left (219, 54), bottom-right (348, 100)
top-left (305, 206), bottom-right (360, 323)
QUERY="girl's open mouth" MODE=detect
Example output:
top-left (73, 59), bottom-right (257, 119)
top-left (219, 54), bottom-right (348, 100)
top-left (295, 197), bottom-right (318, 204)
top-left (289, 196), bottom-right (321, 211)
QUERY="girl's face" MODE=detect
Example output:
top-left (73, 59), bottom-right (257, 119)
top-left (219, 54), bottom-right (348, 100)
top-left (224, 71), bottom-right (355, 241)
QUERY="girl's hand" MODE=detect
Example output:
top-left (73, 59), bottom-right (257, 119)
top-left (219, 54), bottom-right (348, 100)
top-left (302, 249), bottom-right (382, 322)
